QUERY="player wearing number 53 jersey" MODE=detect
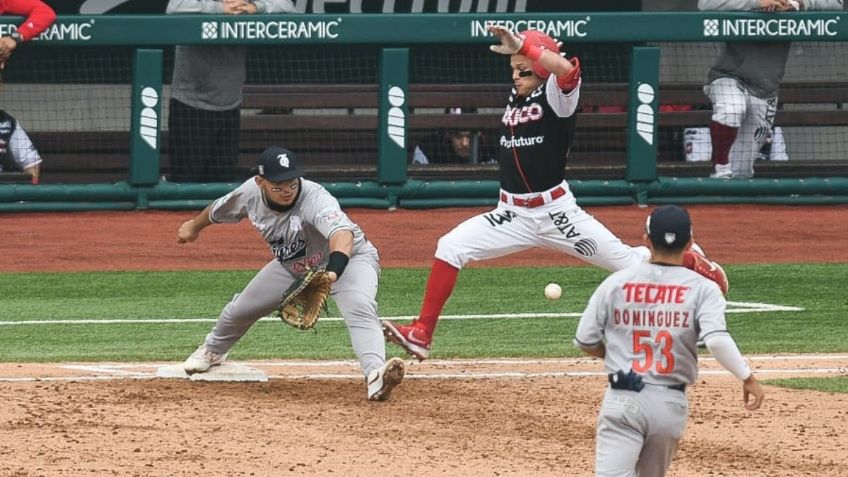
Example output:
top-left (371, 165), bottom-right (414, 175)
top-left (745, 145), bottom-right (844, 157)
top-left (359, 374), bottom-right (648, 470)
top-left (575, 205), bottom-right (764, 477)
top-left (383, 26), bottom-right (730, 362)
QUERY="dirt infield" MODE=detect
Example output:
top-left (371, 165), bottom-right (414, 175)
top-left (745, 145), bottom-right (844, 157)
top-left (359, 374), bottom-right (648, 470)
top-left (1, 205), bottom-right (847, 476)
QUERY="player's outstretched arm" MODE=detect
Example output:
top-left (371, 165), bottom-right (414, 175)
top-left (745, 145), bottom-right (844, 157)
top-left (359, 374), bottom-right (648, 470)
top-left (705, 334), bottom-right (766, 410)
top-left (487, 25), bottom-right (575, 78)
top-left (177, 204), bottom-right (213, 243)
top-left (742, 374), bottom-right (765, 410)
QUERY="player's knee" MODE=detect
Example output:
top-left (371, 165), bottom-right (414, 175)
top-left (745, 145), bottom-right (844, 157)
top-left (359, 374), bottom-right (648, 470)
top-left (434, 236), bottom-right (467, 269)
top-left (712, 103), bottom-right (745, 128)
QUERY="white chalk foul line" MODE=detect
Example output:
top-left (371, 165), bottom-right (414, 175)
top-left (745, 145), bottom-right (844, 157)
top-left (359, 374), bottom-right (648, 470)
top-left (0, 354), bottom-right (842, 383)
top-left (29, 354), bottom-right (848, 371)
top-left (1, 366), bottom-right (844, 383)
top-left (268, 368), bottom-right (848, 380)
top-left (0, 301), bottom-right (805, 326)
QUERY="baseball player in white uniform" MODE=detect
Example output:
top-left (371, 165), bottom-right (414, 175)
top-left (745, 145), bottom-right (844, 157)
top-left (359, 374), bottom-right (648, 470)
top-left (574, 205), bottom-right (765, 477)
top-left (383, 25), bottom-right (730, 361)
top-left (0, 109), bottom-right (42, 183)
top-left (177, 146), bottom-right (404, 401)
top-left (701, 0), bottom-right (843, 179)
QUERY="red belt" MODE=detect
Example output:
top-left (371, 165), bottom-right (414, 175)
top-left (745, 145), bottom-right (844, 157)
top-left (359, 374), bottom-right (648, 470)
top-left (500, 186), bottom-right (567, 208)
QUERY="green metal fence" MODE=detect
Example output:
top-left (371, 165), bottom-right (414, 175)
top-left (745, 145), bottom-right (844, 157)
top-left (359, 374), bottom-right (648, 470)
top-left (1, 12), bottom-right (847, 209)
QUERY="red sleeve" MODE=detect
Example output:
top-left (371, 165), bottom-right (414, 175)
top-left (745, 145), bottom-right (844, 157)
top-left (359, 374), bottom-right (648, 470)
top-left (3, 0), bottom-right (57, 41)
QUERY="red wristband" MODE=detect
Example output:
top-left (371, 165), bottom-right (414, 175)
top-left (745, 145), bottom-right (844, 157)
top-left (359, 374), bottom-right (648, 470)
top-left (517, 42), bottom-right (544, 61)
top-left (556, 57), bottom-right (581, 93)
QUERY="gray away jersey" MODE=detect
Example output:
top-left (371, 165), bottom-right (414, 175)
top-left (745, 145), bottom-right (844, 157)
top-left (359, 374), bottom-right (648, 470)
top-left (209, 178), bottom-right (374, 275)
top-left (575, 262), bottom-right (728, 385)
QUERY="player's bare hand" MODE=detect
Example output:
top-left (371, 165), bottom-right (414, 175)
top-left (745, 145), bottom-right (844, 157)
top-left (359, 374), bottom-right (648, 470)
top-left (488, 25), bottom-right (524, 55)
top-left (223, 0), bottom-right (248, 14)
top-left (0, 37), bottom-right (17, 67)
top-left (177, 220), bottom-right (200, 243)
top-left (234, 2), bottom-right (258, 14)
top-left (758, 0), bottom-right (791, 11)
top-left (742, 374), bottom-right (765, 410)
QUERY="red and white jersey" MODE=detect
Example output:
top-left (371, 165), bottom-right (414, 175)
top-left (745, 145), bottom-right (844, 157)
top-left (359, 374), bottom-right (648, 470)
top-left (575, 262), bottom-right (727, 385)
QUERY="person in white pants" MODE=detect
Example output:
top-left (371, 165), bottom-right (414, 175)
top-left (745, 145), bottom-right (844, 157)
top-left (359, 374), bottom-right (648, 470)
top-left (700, 0), bottom-right (843, 179)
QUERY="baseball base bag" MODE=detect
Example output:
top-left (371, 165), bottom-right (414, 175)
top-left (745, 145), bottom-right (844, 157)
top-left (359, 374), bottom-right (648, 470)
top-left (278, 267), bottom-right (332, 330)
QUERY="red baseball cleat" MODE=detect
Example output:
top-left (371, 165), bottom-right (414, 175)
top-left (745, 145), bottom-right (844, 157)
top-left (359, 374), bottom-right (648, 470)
top-left (383, 321), bottom-right (431, 361)
top-left (684, 245), bottom-right (729, 295)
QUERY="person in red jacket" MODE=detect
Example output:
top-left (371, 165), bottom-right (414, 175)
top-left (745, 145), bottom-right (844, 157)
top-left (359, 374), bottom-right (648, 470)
top-left (0, 0), bottom-right (56, 70)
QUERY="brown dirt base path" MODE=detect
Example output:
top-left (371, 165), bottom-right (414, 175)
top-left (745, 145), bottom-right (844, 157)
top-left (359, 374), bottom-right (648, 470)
top-left (0, 204), bottom-right (847, 476)
top-left (1, 204), bottom-right (846, 272)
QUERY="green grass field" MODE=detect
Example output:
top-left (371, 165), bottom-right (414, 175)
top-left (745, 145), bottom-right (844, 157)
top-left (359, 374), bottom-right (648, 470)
top-left (3, 263), bottom-right (847, 392)
top-left (1, 263), bottom-right (846, 363)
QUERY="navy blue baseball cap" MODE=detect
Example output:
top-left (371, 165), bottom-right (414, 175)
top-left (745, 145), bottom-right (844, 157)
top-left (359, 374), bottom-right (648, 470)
top-left (257, 146), bottom-right (303, 182)
top-left (646, 205), bottom-right (692, 249)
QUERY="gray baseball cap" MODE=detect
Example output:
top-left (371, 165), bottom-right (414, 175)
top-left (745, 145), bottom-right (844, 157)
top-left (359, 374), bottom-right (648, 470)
top-left (646, 205), bottom-right (692, 249)
top-left (257, 146), bottom-right (303, 182)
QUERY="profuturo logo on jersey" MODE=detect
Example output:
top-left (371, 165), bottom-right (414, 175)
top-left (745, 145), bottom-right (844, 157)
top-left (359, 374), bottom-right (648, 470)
top-left (499, 135), bottom-right (544, 148)
top-left (138, 87), bottom-right (159, 149)
top-left (386, 86), bottom-right (406, 148)
top-left (635, 83), bottom-right (655, 146)
top-left (703, 16), bottom-right (840, 38)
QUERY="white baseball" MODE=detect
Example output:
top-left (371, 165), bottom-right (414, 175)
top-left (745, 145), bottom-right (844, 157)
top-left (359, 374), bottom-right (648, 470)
top-left (544, 283), bottom-right (562, 300)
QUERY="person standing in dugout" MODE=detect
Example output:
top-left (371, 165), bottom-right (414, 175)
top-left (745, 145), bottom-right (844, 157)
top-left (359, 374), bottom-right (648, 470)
top-left (383, 25), bottom-right (730, 361)
top-left (574, 205), bottom-right (765, 477)
top-left (166, 0), bottom-right (296, 183)
top-left (701, 0), bottom-right (843, 179)
top-left (177, 146), bottom-right (404, 401)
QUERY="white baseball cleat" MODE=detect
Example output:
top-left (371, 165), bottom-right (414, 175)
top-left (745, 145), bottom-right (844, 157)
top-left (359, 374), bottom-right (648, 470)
top-left (183, 344), bottom-right (228, 374)
top-left (710, 164), bottom-right (733, 179)
top-left (366, 357), bottom-right (405, 401)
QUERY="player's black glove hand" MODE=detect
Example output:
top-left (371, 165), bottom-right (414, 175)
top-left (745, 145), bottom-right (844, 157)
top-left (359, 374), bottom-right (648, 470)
top-left (608, 369), bottom-right (645, 392)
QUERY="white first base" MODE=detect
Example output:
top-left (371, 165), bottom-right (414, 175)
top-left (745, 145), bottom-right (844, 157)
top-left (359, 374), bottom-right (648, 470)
top-left (156, 363), bottom-right (268, 382)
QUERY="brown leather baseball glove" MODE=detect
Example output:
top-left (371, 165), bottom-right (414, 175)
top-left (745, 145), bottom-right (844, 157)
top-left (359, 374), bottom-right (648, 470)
top-left (278, 267), bottom-right (332, 330)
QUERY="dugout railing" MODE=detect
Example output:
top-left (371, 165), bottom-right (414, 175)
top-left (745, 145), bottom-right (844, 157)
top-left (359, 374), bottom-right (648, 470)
top-left (0, 12), bottom-right (847, 210)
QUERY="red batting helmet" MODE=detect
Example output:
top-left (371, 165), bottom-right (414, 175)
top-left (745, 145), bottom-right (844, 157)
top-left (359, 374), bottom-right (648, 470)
top-left (517, 29), bottom-right (560, 80)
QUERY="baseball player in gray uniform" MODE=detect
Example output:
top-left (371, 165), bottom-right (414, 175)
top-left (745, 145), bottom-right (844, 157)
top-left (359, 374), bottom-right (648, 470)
top-left (701, 0), bottom-right (843, 179)
top-left (177, 146), bottom-right (404, 401)
top-left (574, 205), bottom-right (765, 477)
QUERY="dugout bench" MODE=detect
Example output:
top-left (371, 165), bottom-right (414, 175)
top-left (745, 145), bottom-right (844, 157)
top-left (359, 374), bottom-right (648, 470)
top-left (19, 81), bottom-right (848, 184)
